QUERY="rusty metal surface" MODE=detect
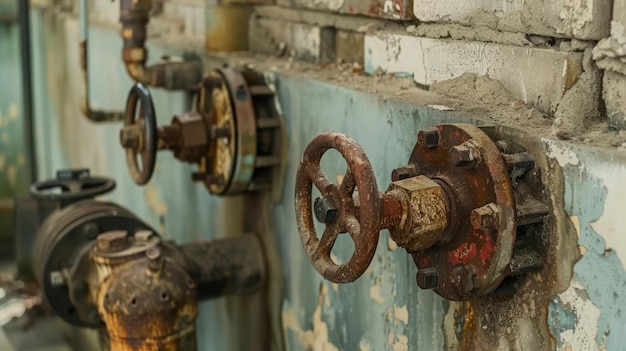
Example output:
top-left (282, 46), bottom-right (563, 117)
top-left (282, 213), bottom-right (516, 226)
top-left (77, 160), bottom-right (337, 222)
top-left (32, 200), bottom-right (149, 327)
top-left (119, 0), bottom-right (202, 89)
top-left (98, 250), bottom-right (198, 351)
top-left (214, 68), bottom-right (258, 195)
top-left (295, 132), bottom-right (382, 283)
top-left (408, 124), bottom-right (517, 300)
top-left (179, 235), bottom-right (265, 300)
top-left (195, 71), bottom-right (237, 194)
top-left (386, 176), bottom-right (448, 251)
top-left (121, 83), bottom-right (158, 185)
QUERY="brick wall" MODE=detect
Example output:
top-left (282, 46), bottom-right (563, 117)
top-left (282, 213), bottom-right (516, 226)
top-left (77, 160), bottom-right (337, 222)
top-left (242, 0), bottom-right (625, 135)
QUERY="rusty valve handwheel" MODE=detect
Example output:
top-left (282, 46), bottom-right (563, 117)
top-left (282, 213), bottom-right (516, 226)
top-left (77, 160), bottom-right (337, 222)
top-left (295, 132), bottom-right (383, 283)
top-left (120, 83), bottom-right (157, 185)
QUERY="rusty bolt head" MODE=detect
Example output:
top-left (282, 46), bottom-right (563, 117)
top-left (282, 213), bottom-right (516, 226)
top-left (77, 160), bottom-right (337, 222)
top-left (470, 203), bottom-right (499, 230)
top-left (134, 230), bottom-right (154, 242)
top-left (49, 271), bottom-right (65, 288)
top-left (97, 230), bottom-right (129, 252)
top-left (418, 128), bottom-right (440, 148)
top-left (206, 174), bottom-right (225, 187)
top-left (386, 176), bottom-right (448, 251)
top-left (146, 246), bottom-right (161, 261)
top-left (314, 196), bottom-right (338, 224)
top-left (391, 165), bottom-right (417, 181)
top-left (191, 172), bottom-right (206, 182)
top-left (416, 268), bottom-right (439, 289)
top-left (450, 140), bottom-right (481, 168)
top-left (451, 265), bottom-right (477, 296)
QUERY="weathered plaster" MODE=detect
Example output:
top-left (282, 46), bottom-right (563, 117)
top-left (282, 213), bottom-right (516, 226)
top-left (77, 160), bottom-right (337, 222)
top-left (545, 141), bottom-right (626, 350)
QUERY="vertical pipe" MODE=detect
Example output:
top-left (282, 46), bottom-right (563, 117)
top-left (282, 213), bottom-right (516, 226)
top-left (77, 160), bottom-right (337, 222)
top-left (17, 0), bottom-right (37, 183)
top-left (79, 0), bottom-right (124, 122)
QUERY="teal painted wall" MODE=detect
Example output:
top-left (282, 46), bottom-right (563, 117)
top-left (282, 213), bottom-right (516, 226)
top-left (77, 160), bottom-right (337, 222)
top-left (0, 14), bottom-right (28, 241)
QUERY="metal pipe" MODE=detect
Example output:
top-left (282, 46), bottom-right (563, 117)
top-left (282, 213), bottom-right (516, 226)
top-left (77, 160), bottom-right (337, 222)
top-left (79, 0), bottom-right (124, 122)
top-left (179, 235), bottom-right (265, 301)
top-left (119, 0), bottom-right (202, 90)
top-left (17, 0), bottom-right (37, 183)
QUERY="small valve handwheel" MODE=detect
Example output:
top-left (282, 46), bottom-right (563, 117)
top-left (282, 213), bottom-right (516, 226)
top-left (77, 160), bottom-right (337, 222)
top-left (295, 132), bottom-right (382, 283)
top-left (120, 83), bottom-right (158, 185)
top-left (30, 169), bottom-right (115, 204)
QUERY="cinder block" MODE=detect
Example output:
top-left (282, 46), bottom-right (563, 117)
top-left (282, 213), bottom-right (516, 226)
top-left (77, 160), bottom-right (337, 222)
top-left (593, 0), bottom-right (626, 75)
top-left (413, 0), bottom-right (611, 40)
top-left (336, 31), bottom-right (364, 65)
top-left (364, 33), bottom-right (583, 114)
top-left (277, 0), bottom-right (413, 20)
top-left (206, 5), bottom-right (252, 52)
top-left (163, 0), bottom-right (207, 36)
top-left (603, 71), bottom-right (626, 131)
top-left (249, 17), bottom-right (335, 63)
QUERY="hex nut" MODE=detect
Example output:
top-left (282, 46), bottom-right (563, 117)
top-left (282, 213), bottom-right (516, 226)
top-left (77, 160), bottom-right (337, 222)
top-left (172, 112), bottom-right (208, 162)
top-left (391, 165), bottom-right (418, 181)
top-left (418, 128), bottom-right (440, 148)
top-left (97, 230), bottom-right (129, 252)
top-left (314, 196), bottom-right (338, 224)
top-left (134, 230), bottom-right (154, 242)
top-left (470, 203), bottom-right (499, 230)
top-left (416, 268), bottom-right (439, 289)
top-left (386, 176), bottom-right (448, 251)
top-left (450, 140), bottom-right (482, 168)
top-left (452, 265), bottom-right (477, 296)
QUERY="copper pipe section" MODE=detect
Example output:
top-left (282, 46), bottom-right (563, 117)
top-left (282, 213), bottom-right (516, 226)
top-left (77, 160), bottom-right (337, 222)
top-left (79, 0), bottom-right (123, 122)
top-left (80, 41), bottom-right (124, 122)
top-left (120, 0), bottom-right (201, 89)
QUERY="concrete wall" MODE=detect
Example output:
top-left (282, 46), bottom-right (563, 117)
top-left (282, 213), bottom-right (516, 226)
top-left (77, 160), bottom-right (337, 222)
top-left (0, 0), bottom-right (625, 350)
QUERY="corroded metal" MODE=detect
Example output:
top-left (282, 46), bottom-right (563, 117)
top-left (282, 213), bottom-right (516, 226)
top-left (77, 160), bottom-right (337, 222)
top-left (295, 124), bottom-right (546, 300)
top-left (295, 132), bottom-right (383, 283)
top-left (32, 201), bottom-right (148, 327)
top-left (121, 84), bottom-right (157, 185)
top-left (386, 176), bottom-right (448, 252)
top-left (31, 170), bottom-right (267, 350)
top-left (408, 124), bottom-right (517, 300)
top-left (96, 242), bottom-right (198, 351)
top-left (119, 0), bottom-right (201, 89)
top-left (120, 68), bottom-right (283, 196)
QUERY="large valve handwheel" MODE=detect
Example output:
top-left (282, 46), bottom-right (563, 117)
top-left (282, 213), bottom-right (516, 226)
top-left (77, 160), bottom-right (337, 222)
top-left (30, 169), bottom-right (116, 205)
top-left (295, 132), bottom-right (383, 283)
top-left (120, 83), bottom-right (157, 185)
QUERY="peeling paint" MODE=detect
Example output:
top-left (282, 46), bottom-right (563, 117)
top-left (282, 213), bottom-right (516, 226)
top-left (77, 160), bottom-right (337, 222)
top-left (358, 340), bottom-right (371, 351)
top-left (369, 274), bottom-right (385, 304)
top-left (6, 165), bottom-right (16, 188)
top-left (551, 282), bottom-right (601, 350)
top-left (7, 103), bottom-right (18, 120)
top-left (282, 284), bottom-right (340, 351)
top-left (589, 167), bottom-right (626, 271)
top-left (545, 141), bottom-right (580, 167)
top-left (145, 184), bottom-right (169, 216)
top-left (392, 304), bottom-right (409, 325)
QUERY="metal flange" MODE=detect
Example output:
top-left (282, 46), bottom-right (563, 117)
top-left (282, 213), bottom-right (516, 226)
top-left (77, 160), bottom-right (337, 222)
top-left (32, 201), bottom-right (153, 326)
top-left (406, 124), bottom-right (516, 300)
